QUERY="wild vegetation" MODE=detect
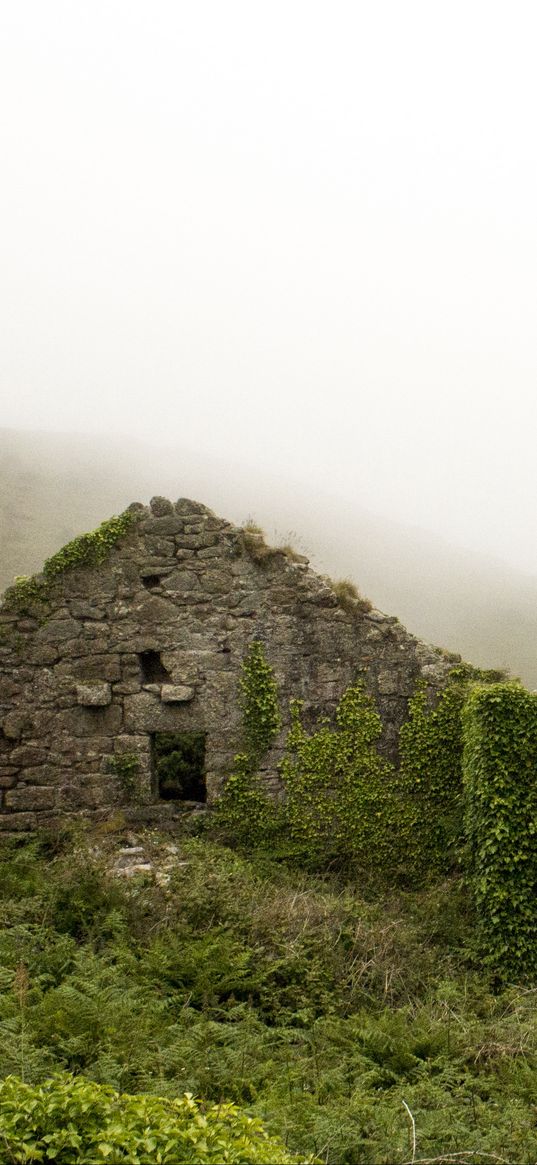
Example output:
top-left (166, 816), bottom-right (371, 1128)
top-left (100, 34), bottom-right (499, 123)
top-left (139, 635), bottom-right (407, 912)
top-left (2, 829), bottom-right (537, 1164)
top-left (3, 645), bottom-right (537, 1162)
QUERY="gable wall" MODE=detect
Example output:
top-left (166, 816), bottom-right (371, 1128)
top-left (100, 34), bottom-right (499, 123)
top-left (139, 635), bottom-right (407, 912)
top-left (0, 497), bottom-right (456, 829)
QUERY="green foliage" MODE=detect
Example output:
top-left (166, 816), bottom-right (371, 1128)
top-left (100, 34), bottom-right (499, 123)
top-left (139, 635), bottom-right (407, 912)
top-left (2, 511), bottom-right (137, 613)
top-left (240, 641), bottom-right (281, 762)
top-left (108, 754), bottom-right (140, 798)
top-left (463, 682), bottom-right (537, 981)
top-left (0, 1073), bottom-right (306, 1163)
top-left (41, 511), bottom-right (137, 579)
top-left (280, 683), bottom-right (404, 874)
top-left (397, 666), bottom-right (508, 877)
top-left (398, 669), bottom-right (471, 874)
top-left (3, 833), bottom-right (537, 1162)
top-left (214, 643), bottom-right (281, 844)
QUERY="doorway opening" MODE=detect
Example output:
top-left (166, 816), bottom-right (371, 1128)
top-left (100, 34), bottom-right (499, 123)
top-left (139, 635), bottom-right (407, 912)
top-left (151, 732), bottom-right (207, 802)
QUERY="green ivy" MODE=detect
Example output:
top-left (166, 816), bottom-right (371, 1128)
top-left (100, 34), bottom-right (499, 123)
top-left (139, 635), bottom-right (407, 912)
top-left (397, 669), bottom-right (470, 874)
top-left (397, 665), bottom-right (507, 876)
top-left (240, 640), bottom-right (282, 764)
top-left (280, 682), bottom-right (405, 873)
top-left (2, 510), bottom-right (138, 614)
top-left (214, 643), bottom-right (282, 845)
top-left (462, 682), bottom-right (537, 982)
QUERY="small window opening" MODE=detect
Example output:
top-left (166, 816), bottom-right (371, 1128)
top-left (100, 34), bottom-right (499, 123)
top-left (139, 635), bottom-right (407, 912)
top-left (142, 575), bottom-right (161, 591)
top-left (152, 732), bottom-right (207, 802)
top-left (138, 650), bottom-right (172, 683)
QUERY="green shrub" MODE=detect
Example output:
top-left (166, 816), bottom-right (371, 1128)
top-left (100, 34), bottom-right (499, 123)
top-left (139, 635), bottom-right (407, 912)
top-left (0, 1073), bottom-right (308, 1163)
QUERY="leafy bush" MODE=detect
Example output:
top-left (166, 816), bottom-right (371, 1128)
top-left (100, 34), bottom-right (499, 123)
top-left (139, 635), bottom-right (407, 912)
top-left (0, 1074), bottom-right (307, 1163)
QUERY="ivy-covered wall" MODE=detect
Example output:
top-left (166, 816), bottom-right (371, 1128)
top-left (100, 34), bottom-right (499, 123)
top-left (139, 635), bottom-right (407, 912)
top-left (463, 683), bottom-right (537, 981)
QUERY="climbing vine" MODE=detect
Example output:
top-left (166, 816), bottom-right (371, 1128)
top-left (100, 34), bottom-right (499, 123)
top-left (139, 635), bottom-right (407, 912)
top-left (397, 665), bottom-right (507, 876)
top-left (240, 640), bottom-right (282, 764)
top-left (280, 682), bottom-right (404, 873)
top-left (2, 511), bottom-right (138, 613)
top-left (462, 682), bottom-right (537, 981)
top-left (214, 642), bottom-right (282, 845)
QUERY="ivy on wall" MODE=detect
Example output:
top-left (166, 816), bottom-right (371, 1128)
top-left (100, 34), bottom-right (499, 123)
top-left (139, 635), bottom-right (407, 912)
top-left (397, 668), bottom-right (473, 874)
top-left (216, 650), bottom-right (411, 877)
top-left (213, 642), bottom-right (282, 846)
top-left (217, 656), bottom-right (537, 979)
top-left (240, 640), bottom-right (282, 765)
top-left (280, 684), bottom-right (403, 873)
top-left (462, 682), bottom-right (537, 982)
top-left (397, 665), bottom-right (508, 876)
top-left (2, 511), bottom-right (138, 614)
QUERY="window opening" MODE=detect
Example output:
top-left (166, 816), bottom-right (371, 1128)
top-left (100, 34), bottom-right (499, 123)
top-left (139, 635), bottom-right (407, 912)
top-left (138, 651), bottom-right (172, 683)
top-left (152, 732), bottom-right (207, 802)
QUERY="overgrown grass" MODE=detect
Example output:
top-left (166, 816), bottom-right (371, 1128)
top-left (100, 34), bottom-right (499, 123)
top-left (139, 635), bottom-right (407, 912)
top-left (325, 576), bottom-right (373, 614)
top-left (0, 830), bottom-right (535, 1163)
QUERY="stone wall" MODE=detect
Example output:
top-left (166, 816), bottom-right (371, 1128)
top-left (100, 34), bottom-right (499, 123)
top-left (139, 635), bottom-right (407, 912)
top-left (0, 497), bottom-right (458, 830)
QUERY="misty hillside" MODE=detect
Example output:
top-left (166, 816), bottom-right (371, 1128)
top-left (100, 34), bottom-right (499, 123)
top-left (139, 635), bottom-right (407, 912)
top-left (1, 427), bottom-right (537, 688)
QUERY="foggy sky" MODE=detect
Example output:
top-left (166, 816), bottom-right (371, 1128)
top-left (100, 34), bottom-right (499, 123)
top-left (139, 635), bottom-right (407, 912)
top-left (2, 2), bottom-right (537, 572)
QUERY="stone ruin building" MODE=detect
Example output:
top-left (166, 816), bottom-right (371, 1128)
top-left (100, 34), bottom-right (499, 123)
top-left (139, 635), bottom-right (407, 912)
top-left (0, 497), bottom-right (459, 831)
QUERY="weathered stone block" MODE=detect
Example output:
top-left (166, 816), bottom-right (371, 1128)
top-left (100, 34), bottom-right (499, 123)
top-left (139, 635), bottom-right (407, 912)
top-left (10, 746), bottom-right (49, 766)
top-left (37, 618), bottom-right (82, 643)
top-left (175, 498), bottom-right (214, 516)
top-left (150, 496), bottom-right (175, 516)
top-left (2, 711), bottom-right (31, 740)
top-left (0, 773), bottom-right (18, 788)
top-left (70, 602), bottom-right (106, 620)
top-left (164, 571), bottom-right (201, 594)
top-left (59, 705), bottom-right (122, 737)
top-left (0, 812), bottom-right (37, 831)
top-left (19, 765), bottom-right (58, 786)
top-left (161, 685), bottom-right (195, 703)
top-left (5, 785), bottom-right (57, 811)
top-left (77, 682), bottom-right (112, 707)
top-left (142, 517), bottom-right (185, 536)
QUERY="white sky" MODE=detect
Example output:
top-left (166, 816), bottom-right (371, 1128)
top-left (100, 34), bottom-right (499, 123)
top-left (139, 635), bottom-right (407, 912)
top-left (2, 1), bottom-right (537, 571)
